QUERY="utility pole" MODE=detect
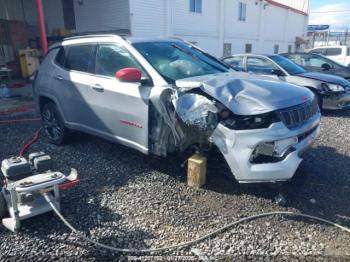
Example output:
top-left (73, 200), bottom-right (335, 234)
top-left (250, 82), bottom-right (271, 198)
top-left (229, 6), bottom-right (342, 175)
top-left (345, 29), bottom-right (348, 46)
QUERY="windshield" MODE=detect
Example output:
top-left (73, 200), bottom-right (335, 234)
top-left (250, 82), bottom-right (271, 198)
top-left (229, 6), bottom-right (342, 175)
top-left (132, 41), bottom-right (230, 83)
top-left (269, 55), bottom-right (307, 75)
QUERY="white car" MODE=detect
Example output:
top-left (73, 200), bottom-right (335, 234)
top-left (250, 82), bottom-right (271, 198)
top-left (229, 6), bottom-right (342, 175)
top-left (33, 35), bottom-right (321, 183)
top-left (308, 46), bottom-right (350, 67)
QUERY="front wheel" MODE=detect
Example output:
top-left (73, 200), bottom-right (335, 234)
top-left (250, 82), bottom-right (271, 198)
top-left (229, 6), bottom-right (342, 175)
top-left (41, 102), bottom-right (68, 145)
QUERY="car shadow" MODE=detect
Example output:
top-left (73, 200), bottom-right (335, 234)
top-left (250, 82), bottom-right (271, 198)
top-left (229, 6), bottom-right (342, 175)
top-left (322, 108), bottom-right (350, 118)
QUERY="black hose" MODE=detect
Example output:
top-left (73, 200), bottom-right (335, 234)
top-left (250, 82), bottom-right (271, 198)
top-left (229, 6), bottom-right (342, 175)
top-left (42, 192), bottom-right (350, 254)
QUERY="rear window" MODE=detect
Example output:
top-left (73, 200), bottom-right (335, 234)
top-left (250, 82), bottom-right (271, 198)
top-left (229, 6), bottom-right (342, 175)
top-left (326, 48), bottom-right (342, 56)
top-left (65, 44), bottom-right (95, 72)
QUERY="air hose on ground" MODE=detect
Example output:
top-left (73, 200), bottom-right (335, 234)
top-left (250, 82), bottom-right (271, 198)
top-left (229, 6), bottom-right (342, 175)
top-left (19, 127), bottom-right (42, 156)
top-left (42, 192), bottom-right (350, 254)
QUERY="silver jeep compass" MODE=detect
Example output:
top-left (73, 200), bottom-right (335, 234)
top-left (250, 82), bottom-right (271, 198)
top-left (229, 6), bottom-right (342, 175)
top-left (34, 35), bottom-right (321, 183)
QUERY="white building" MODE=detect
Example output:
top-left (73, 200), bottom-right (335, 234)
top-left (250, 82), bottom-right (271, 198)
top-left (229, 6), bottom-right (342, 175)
top-left (71, 0), bottom-right (310, 56)
top-left (1, 0), bottom-right (309, 59)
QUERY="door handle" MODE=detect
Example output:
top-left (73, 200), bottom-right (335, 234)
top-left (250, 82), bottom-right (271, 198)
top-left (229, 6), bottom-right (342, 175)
top-left (55, 75), bottom-right (63, 81)
top-left (91, 84), bottom-right (104, 92)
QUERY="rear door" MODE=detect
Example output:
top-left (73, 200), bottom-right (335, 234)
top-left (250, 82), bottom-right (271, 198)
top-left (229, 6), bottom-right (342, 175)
top-left (84, 42), bottom-right (151, 153)
top-left (52, 44), bottom-right (97, 125)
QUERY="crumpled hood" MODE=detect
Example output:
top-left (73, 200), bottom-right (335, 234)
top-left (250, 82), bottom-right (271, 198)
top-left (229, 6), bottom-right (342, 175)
top-left (298, 72), bottom-right (350, 86)
top-left (176, 72), bottom-right (313, 115)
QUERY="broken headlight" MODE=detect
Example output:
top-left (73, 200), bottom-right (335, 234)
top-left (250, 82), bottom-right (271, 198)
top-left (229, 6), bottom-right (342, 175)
top-left (321, 83), bottom-right (345, 93)
top-left (220, 111), bottom-right (280, 130)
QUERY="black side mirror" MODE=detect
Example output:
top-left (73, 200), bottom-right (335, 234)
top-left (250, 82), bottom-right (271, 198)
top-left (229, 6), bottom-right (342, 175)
top-left (271, 69), bottom-right (285, 77)
top-left (321, 63), bottom-right (331, 71)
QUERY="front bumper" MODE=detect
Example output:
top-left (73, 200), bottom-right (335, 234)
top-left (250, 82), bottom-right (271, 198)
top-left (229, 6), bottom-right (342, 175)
top-left (323, 92), bottom-right (350, 110)
top-left (210, 112), bottom-right (321, 183)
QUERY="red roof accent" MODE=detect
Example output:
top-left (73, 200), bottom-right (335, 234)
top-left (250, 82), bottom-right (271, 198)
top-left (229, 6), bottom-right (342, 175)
top-left (266, 0), bottom-right (308, 16)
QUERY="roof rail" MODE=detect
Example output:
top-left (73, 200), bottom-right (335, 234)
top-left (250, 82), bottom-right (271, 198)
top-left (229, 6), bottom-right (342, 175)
top-left (64, 29), bottom-right (130, 40)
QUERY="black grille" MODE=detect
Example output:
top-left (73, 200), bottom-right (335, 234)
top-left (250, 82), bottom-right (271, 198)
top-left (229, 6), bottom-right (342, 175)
top-left (279, 99), bottom-right (319, 129)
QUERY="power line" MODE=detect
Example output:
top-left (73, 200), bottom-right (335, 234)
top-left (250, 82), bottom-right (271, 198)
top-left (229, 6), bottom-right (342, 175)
top-left (311, 10), bottom-right (350, 14)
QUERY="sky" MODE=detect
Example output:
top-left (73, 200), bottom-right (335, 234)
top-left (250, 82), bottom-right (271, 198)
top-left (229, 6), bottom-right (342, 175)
top-left (309, 0), bottom-right (350, 31)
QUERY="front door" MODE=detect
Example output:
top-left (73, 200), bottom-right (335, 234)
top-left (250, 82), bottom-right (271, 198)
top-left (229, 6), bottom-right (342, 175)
top-left (84, 43), bottom-right (151, 153)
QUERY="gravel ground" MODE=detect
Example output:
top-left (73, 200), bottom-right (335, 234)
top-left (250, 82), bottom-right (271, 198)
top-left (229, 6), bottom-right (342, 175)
top-left (0, 109), bottom-right (350, 261)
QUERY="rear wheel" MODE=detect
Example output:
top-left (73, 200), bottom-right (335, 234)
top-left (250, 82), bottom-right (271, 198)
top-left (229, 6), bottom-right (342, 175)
top-left (41, 102), bottom-right (68, 145)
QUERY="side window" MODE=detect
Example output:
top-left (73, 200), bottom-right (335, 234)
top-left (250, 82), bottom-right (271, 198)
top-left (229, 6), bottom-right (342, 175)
top-left (223, 43), bottom-right (232, 57)
top-left (190, 0), bottom-right (202, 13)
top-left (65, 44), bottom-right (95, 72)
top-left (247, 57), bottom-right (278, 74)
top-left (245, 43), bottom-right (252, 53)
top-left (326, 48), bottom-right (342, 56)
top-left (95, 44), bottom-right (144, 77)
top-left (55, 47), bottom-right (67, 67)
top-left (308, 55), bottom-right (333, 68)
top-left (310, 48), bottom-right (325, 55)
top-left (224, 56), bottom-right (244, 71)
top-left (238, 2), bottom-right (247, 21)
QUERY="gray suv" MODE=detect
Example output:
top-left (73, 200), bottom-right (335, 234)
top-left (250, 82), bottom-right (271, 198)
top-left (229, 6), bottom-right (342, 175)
top-left (34, 35), bottom-right (320, 183)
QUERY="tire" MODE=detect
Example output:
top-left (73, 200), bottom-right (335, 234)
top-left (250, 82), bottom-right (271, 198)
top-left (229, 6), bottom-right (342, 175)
top-left (41, 102), bottom-right (68, 145)
top-left (0, 192), bottom-right (6, 219)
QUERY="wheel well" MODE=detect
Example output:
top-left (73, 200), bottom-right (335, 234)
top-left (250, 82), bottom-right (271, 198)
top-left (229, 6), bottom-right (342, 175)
top-left (303, 86), bottom-right (318, 92)
top-left (38, 96), bottom-right (54, 111)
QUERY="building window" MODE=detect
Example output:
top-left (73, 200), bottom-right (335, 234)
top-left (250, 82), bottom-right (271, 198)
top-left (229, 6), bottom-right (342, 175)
top-left (288, 45), bottom-right (292, 53)
top-left (245, 43), bottom-right (252, 53)
top-left (238, 2), bottom-right (246, 21)
top-left (223, 43), bottom-right (232, 57)
top-left (190, 0), bottom-right (202, 13)
top-left (274, 44), bottom-right (279, 54)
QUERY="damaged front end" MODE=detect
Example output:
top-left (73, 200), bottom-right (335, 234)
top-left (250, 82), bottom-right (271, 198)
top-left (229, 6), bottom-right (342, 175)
top-left (149, 73), bottom-right (321, 183)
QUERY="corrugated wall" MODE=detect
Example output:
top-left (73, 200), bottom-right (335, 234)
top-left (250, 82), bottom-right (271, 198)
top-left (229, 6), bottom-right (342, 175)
top-left (129, 0), bottom-right (167, 37)
top-left (0, 0), bottom-right (25, 20)
top-left (73, 0), bottom-right (130, 33)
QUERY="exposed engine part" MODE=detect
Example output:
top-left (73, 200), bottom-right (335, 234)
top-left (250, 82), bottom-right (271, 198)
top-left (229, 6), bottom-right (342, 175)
top-left (172, 93), bottom-right (218, 130)
top-left (250, 137), bottom-right (298, 164)
top-left (0, 153), bottom-right (79, 232)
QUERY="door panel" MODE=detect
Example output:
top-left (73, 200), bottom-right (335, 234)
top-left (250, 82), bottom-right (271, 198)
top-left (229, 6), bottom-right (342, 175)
top-left (85, 76), bottom-right (151, 152)
top-left (53, 44), bottom-right (97, 127)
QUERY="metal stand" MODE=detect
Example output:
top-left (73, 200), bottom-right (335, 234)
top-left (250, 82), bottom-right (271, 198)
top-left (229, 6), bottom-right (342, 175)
top-left (1, 172), bottom-right (65, 232)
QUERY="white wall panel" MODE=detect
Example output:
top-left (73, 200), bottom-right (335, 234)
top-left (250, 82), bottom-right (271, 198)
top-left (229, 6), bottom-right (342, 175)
top-left (171, 0), bottom-right (219, 37)
top-left (129, 0), bottom-right (166, 37)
